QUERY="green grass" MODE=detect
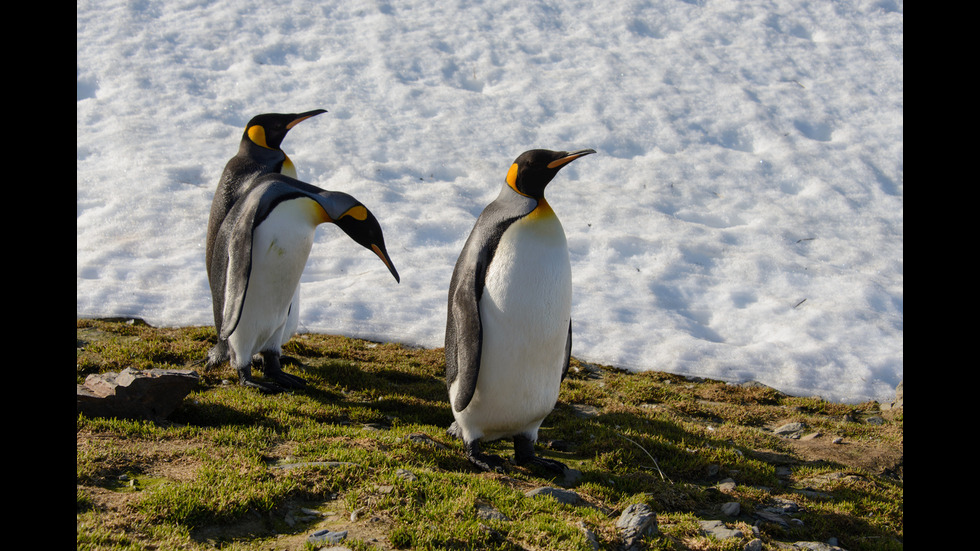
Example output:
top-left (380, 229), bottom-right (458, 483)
top-left (76, 318), bottom-right (903, 550)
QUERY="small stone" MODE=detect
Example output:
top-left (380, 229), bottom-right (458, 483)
top-left (577, 521), bottom-right (600, 551)
top-left (774, 422), bottom-right (806, 438)
top-left (698, 519), bottom-right (743, 540)
top-left (616, 503), bottom-right (658, 550)
top-left (395, 468), bottom-right (417, 482)
top-left (717, 478), bottom-right (737, 492)
top-left (570, 404), bottom-right (600, 418)
top-left (744, 538), bottom-right (763, 551)
top-left (475, 502), bottom-right (510, 521)
top-left (721, 502), bottom-right (740, 516)
top-left (308, 529), bottom-right (347, 545)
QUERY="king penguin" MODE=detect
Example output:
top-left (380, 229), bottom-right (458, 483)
top-left (445, 148), bottom-right (595, 473)
top-left (209, 173), bottom-right (400, 392)
top-left (205, 109), bottom-right (326, 368)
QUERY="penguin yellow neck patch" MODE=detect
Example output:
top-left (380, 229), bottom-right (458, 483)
top-left (247, 125), bottom-right (271, 149)
top-left (281, 156), bottom-right (297, 179)
top-left (529, 197), bottom-right (555, 219)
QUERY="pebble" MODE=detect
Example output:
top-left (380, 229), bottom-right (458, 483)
top-left (717, 478), bottom-right (737, 492)
top-left (307, 529), bottom-right (347, 545)
top-left (616, 503), bottom-right (658, 551)
top-left (698, 519), bottom-right (743, 540)
top-left (395, 468), bottom-right (417, 482)
top-left (475, 502), bottom-right (510, 521)
top-left (577, 521), bottom-right (600, 550)
top-left (721, 501), bottom-right (740, 516)
top-left (774, 422), bottom-right (807, 438)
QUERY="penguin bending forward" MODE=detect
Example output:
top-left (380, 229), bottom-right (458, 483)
top-left (206, 109), bottom-right (326, 368)
top-left (445, 148), bottom-right (595, 473)
top-left (208, 173), bottom-right (400, 392)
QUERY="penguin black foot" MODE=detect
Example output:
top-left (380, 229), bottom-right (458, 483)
top-left (258, 351), bottom-right (307, 390)
top-left (464, 440), bottom-right (507, 473)
top-left (236, 365), bottom-right (287, 394)
top-left (514, 434), bottom-right (568, 475)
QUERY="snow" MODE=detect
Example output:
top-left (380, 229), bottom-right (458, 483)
top-left (77, 0), bottom-right (903, 404)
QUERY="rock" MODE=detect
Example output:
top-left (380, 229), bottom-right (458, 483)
top-left (616, 503), bottom-right (658, 550)
top-left (717, 478), bottom-right (737, 492)
top-left (395, 468), bottom-right (417, 482)
top-left (577, 521), bottom-right (600, 550)
top-left (774, 422), bottom-right (806, 438)
top-left (307, 529), bottom-right (347, 545)
top-left (881, 380), bottom-right (903, 411)
top-left (570, 404), bottom-right (600, 418)
top-left (475, 502), bottom-right (510, 521)
top-left (525, 486), bottom-right (580, 504)
top-left (721, 501), bottom-right (740, 516)
top-left (77, 367), bottom-right (199, 422)
top-left (744, 538), bottom-right (763, 551)
top-left (699, 519), bottom-right (743, 540)
top-left (562, 466), bottom-right (584, 485)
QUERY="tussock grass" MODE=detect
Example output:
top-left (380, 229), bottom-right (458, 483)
top-left (77, 318), bottom-right (902, 550)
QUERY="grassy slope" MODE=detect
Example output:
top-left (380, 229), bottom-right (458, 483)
top-left (76, 318), bottom-right (902, 550)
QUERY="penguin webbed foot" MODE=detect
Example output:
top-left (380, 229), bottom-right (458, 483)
top-left (514, 434), bottom-right (568, 475)
top-left (236, 365), bottom-right (287, 394)
top-left (257, 351), bottom-right (307, 390)
top-left (464, 440), bottom-right (507, 473)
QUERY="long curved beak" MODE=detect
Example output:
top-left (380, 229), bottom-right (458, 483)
top-left (547, 149), bottom-right (596, 169)
top-left (371, 244), bottom-right (400, 283)
top-left (286, 109), bottom-right (328, 130)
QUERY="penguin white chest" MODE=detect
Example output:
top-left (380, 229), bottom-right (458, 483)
top-left (463, 207), bottom-right (572, 441)
top-left (229, 198), bottom-right (323, 359)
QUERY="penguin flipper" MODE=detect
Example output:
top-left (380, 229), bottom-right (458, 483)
top-left (446, 276), bottom-right (483, 412)
top-left (216, 190), bottom-right (263, 341)
top-left (561, 319), bottom-right (572, 381)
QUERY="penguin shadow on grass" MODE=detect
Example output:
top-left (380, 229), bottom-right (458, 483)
top-left (190, 340), bottom-right (589, 483)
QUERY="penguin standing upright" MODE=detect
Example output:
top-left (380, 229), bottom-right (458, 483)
top-left (445, 148), bottom-right (595, 473)
top-left (205, 109), bottom-right (325, 367)
top-left (209, 173), bottom-right (400, 392)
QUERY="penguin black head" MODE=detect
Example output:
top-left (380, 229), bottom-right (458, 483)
top-left (506, 149), bottom-right (596, 199)
top-left (325, 199), bottom-right (401, 284)
top-left (244, 109), bottom-right (327, 150)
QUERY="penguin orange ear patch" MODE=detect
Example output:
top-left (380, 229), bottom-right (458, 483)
top-left (506, 163), bottom-right (519, 187)
top-left (247, 125), bottom-right (270, 149)
top-left (506, 163), bottom-right (530, 196)
top-left (340, 205), bottom-right (368, 221)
